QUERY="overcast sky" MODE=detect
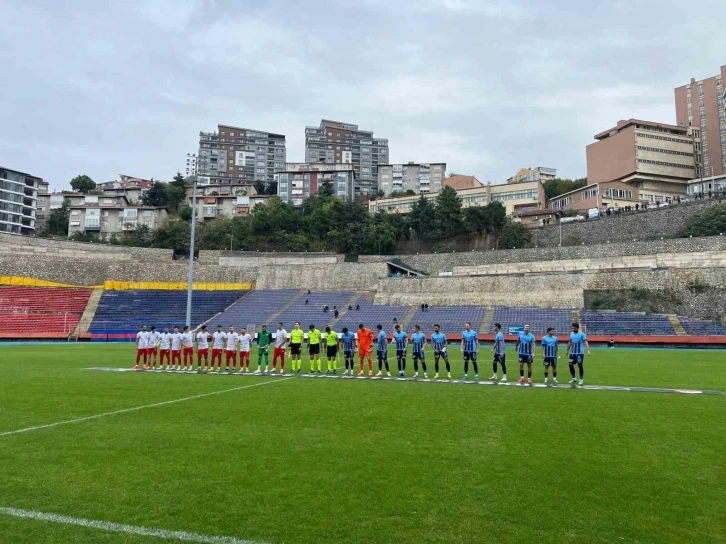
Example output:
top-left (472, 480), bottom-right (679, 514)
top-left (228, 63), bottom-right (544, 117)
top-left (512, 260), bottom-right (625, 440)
top-left (1, 0), bottom-right (725, 191)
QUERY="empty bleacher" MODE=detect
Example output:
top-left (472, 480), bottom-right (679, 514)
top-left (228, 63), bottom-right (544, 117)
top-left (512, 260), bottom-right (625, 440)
top-left (335, 296), bottom-right (410, 331)
top-left (88, 290), bottom-right (246, 338)
top-left (275, 291), bottom-right (355, 329)
top-left (0, 286), bottom-right (91, 337)
top-left (580, 311), bottom-right (676, 335)
top-left (488, 307), bottom-right (573, 335)
top-left (211, 289), bottom-right (300, 329)
top-left (677, 318), bottom-right (726, 336)
top-left (407, 306), bottom-right (486, 334)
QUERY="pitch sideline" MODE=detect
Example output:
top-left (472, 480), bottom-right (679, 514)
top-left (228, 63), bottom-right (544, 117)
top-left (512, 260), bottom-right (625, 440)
top-left (0, 506), bottom-right (263, 544)
top-left (0, 378), bottom-right (292, 438)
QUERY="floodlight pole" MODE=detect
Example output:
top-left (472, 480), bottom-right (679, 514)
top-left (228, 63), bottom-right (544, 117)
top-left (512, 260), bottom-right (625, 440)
top-left (186, 176), bottom-right (198, 327)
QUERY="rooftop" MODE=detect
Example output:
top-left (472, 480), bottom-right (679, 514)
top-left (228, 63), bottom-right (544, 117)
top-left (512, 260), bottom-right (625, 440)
top-left (595, 119), bottom-right (688, 140)
top-left (444, 175), bottom-right (484, 191)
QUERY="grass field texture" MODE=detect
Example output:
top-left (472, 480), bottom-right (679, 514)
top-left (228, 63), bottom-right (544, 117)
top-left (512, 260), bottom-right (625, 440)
top-left (1, 344), bottom-right (725, 543)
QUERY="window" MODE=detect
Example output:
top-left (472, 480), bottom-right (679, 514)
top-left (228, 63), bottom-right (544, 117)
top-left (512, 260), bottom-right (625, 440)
top-left (637, 159), bottom-right (693, 169)
top-left (605, 188), bottom-right (633, 199)
top-left (70, 221), bottom-right (80, 227)
top-left (636, 145), bottom-right (693, 157)
top-left (71, 210), bottom-right (80, 216)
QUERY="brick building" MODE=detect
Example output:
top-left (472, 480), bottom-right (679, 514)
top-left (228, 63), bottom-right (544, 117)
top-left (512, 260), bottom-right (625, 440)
top-left (277, 163), bottom-right (356, 207)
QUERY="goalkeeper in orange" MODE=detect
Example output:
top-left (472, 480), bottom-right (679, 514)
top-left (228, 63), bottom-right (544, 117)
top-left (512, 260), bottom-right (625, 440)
top-left (357, 323), bottom-right (374, 376)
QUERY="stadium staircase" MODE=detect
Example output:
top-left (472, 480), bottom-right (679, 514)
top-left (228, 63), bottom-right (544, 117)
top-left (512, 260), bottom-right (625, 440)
top-left (480, 306), bottom-right (494, 333)
top-left (68, 287), bottom-right (104, 341)
top-left (399, 305), bottom-right (420, 331)
top-left (265, 290), bottom-right (307, 325)
top-left (666, 315), bottom-right (687, 336)
top-left (327, 291), bottom-right (367, 328)
top-left (571, 309), bottom-right (581, 330)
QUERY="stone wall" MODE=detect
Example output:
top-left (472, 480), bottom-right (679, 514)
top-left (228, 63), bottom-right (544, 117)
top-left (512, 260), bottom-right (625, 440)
top-left (0, 233), bottom-right (173, 261)
top-left (375, 266), bottom-right (726, 309)
top-left (256, 263), bottom-right (387, 291)
top-left (0, 255), bottom-right (255, 286)
top-left (530, 200), bottom-right (720, 247)
top-left (360, 235), bottom-right (726, 275)
top-left (214, 251), bottom-right (341, 268)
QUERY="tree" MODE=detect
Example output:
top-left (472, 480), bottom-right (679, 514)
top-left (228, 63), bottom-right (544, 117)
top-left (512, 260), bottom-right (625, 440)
top-left (435, 185), bottom-right (463, 234)
top-left (70, 175), bottom-right (96, 194)
top-left (170, 172), bottom-right (186, 190)
top-left (498, 218), bottom-right (532, 249)
top-left (543, 177), bottom-right (587, 200)
top-left (44, 204), bottom-right (69, 236)
top-left (318, 180), bottom-right (335, 198)
top-left (251, 197), bottom-right (295, 234)
top-left (142, 181), bottom-right (170, 207)
top-left (408, 196), bottom-right (438, 239)
top-left (683, 203), bottom-right (726, 237)
top-left (464, 206), bottom-right (489, 233)
top-left (486, 201), bottom-right (507, 232)
top-left (179, 206), bottom-right (193, 221)
top-left (405, 189), bottom-right (416, 196)
top-left (124, 224), bottom-right (150, 246)
top-left (253, 180), bottom-right (278, 196)
top-left (151, 220), bottom-right (191, 252)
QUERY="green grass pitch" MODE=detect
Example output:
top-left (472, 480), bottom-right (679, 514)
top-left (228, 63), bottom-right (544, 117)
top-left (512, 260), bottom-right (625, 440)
top-left (0, 344), bottom-right (725, 543)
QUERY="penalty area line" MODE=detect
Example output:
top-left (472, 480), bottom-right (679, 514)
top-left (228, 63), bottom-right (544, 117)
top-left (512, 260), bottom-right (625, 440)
top-left (0, 506), bottom-right (264, 544)
top-left (0, 378), bottom-right (292, 438)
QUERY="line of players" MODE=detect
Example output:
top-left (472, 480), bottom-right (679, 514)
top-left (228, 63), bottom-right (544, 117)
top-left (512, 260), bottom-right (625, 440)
top-left (134, 321), bottom-right (592, 384)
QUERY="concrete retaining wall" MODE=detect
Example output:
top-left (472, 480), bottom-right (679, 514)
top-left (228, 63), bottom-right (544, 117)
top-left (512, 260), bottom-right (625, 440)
top-left (256, 263), bottom-right (387, 291)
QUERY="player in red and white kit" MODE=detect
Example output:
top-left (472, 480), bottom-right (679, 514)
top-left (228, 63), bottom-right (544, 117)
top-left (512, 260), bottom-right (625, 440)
top-left (211, 325), bottom-right (227, 371)
top-left (134, 325), bottom-right (149, 370)
top-left (171, 325), bottom-right (182, 370)
top-left (238, 327), bottom-right (252, 373)
top-left (196, 325), bottom-right (210, 371)
top-left (158, 326), bottom-right (173, 370)
top-left (147, 326), bottom-right (161, 369)
top-left (225, 325), bottom-right (239, 372)
top-left (181, 325), bottom-right (194, 371)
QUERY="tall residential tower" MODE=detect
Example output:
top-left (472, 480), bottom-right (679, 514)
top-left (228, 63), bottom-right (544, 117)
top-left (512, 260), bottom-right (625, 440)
top-left (305, 119), bottom-right (388, 195)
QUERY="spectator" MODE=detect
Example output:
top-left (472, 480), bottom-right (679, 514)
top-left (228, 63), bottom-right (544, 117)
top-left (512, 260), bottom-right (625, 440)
top-left (305, 299), bottom-right (309, 305)
top-left (635, 203), bottom-right (639, 211)
top-left (348, 305), bottom-right (352, 311)
top-left (421, 303), bottom-right (425, 312)
top-left (425, 303), bottom-right (429, 311)
top-left (393, 317), bottom-right (398, 324)
top-left (708, 190), bottom-right (713, 199)
top-left (307, 290), bottom-right (311, 294)
top-left (334, 309), bottom-right (339, 318)
top-left (356, 304), bottom-right (360, 311)
top-left (677, 196), bottom-right (681, 204)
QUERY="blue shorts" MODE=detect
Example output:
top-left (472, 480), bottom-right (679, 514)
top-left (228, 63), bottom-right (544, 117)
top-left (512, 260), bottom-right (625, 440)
top-left (569, 354), bottom-right (585, 364)
top-left (543, 357), bottom-right (557, 367)
top-left (396, 349), bottom-right (407, 358)
top-left (434, 348), bottom-right (448, 359)
top-left (518, 354), bottom-right (533, 364)
top-left (413, 350), bottom-right (425, 360)
top-left (344, 350), bottom-right (354, 359)
top-left (463, 351), bottom-right (477, 362)
top-left (494, 353), bottom-right (505, 364)
top-left (377, 350), bottom-right (387, 360)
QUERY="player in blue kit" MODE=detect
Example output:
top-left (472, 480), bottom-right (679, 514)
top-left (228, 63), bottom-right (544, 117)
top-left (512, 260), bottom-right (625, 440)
top-left (541, 327), bottom-right (559, 385)
top-left (410, 325), bottom-right (428, 378)
top-left (490, 323), bottom-right (508, 382)
top-left (340, 327), bottom-right (357, 375)
top-left (568, 322), bottom-right (591, 385)
top-left (430, 324), bottom-right (451, 379)
top-left (375, 324), bottom-right (391, 377)
top-left (461, 322), bottom-right (479, 381)
top-left (517, 324), bottom-right (536, 384)
top-left (393, 324), bottom-right (408, 377)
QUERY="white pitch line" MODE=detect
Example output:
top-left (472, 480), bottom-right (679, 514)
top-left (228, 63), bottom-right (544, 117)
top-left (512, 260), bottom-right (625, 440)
top-left (0, 378), bottom-right (292, 438)
top-left (0, 506), bottom-right (264, 544)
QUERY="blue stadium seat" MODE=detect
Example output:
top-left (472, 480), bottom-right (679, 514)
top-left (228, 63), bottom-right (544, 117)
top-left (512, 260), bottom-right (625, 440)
top-left (580, 311), bottom-right (676, 335)
top-left (408, 306), bottom-right (485, 334)
top-left (678, 318), bottom-right (726, 336)
top-left (489, 307), bottom-right (573, 335)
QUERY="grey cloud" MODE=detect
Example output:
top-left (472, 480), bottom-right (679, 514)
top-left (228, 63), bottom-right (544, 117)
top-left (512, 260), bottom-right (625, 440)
top-left (0, 0), bottom-right (724, 190)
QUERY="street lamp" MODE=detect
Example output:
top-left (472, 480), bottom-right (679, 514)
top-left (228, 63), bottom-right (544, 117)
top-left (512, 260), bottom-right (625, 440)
top-left (185, 169), bottom-right (198, 327)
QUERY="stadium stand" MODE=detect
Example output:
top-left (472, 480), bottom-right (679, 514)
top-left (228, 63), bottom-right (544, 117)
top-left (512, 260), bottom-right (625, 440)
top-left (489, 307), bottom-right (573, 335)
top-left (678, 318), bottom-right (726, 336)
top-left (580, 311), bottom-right (676, 335)
top-left (88, 290), bottom-right (246, 339)
top-left (0, 286), bottom-right (91, 337)
top-left (335, 296), bottom-right (411, 331)
top-left (407, 306), bottom-right (486, 334)
top-left (275, 291), bottom-right (356, 329)
top-left (209, 289), bottom-right (301, 329)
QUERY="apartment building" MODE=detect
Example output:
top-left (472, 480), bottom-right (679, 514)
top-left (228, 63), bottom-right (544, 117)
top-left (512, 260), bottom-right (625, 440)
top-left (185, 183), bottom-right (271, 220)
top-left (0, 166), bottom-right (42, 236)
top-left (305, 119), bottom-right (388, 195)
top-left (96, 175), bottom-right (154, 192)
top-left (377, 162), bottom-right (446, 196)
top-left (674, 65), bottom-right (726, 177)
top-left (687, 173), bottom-right (726, 197)
top-left (277, 163), bottom-right (356, 207)
top-left (548, 181), bottom-right (643, 213)
top-left (507, 166), bottom-right (557, 184)
top-left (586, 119), bottom-right (699, 202)
top-left (197, 124), bottom-right (286, 186)
top-left (369, 179), bottom-right (545, 216)
top-left (67, 195), bottom-right (168, 239)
